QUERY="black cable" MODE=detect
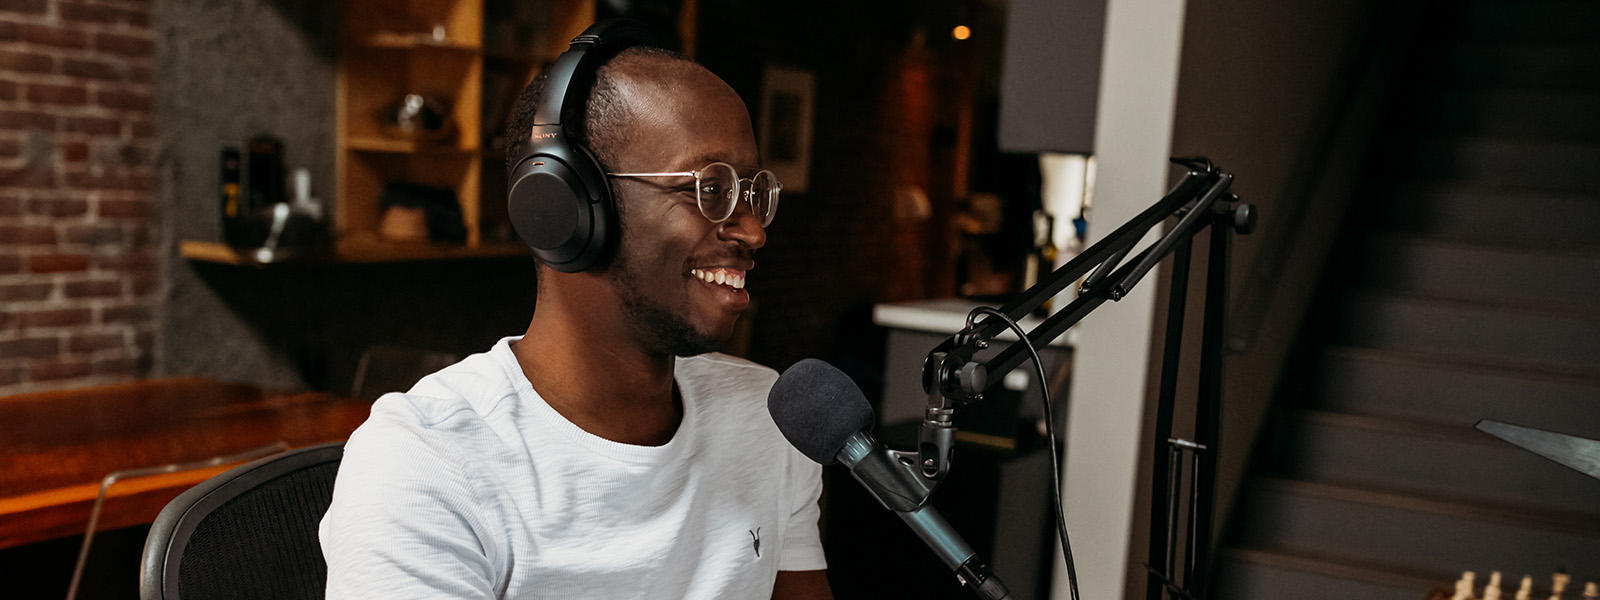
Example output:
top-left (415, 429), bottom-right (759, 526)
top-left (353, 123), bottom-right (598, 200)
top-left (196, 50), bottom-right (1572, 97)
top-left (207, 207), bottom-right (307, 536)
top-left (965, 306), bottom-right (1080, 600)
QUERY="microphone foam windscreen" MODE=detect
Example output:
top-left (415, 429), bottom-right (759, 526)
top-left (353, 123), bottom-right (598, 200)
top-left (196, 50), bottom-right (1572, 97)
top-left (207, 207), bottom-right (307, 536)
top-left (767, 358), bottom-right (876, 465)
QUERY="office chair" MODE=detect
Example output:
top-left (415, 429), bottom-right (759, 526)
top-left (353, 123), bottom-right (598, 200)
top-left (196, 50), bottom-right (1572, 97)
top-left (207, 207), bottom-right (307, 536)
top-left (139, 442), bottom-right (344, 600)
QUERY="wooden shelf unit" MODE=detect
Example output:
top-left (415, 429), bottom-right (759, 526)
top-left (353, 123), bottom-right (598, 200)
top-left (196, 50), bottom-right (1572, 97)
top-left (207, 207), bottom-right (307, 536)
top-left (336, 0), bottom-right (487, 247)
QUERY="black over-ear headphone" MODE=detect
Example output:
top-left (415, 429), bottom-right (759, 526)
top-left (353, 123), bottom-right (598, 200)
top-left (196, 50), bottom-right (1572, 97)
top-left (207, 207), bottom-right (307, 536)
top-left (507, 20), bottom-right (661, 273)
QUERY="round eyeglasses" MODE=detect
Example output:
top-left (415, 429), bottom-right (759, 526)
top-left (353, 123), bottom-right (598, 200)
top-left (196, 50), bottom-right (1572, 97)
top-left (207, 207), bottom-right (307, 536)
top-left (606, 162), bottom-right (781, 227)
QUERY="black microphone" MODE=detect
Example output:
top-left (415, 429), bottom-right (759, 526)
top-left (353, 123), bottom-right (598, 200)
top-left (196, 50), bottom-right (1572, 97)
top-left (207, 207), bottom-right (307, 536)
top-left (769, 359), bottom-right (1011, 600)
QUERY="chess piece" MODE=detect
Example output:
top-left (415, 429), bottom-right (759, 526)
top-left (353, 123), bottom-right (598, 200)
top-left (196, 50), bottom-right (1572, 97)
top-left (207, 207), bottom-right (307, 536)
top-left (1487, 572), bottom-right (1504, 600)
top-left (1551, 573), bottom-right (1571, 600)
top-left (1516, 575), bottom-right (1534, 600)
top-left (1455, 571), bottom-right (1479, 600)
top-left (1581, 581), bottom-right (1597, 599)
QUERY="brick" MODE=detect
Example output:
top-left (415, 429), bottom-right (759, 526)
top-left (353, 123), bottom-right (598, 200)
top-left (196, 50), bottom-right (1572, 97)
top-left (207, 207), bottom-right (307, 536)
top-left (93, 354), bottom-right (139, 376)
top-left (0, 0), bottom-right (48, 15)
top-left (0, 195), bottom-right (16, 217)
top-left (63, 223), bottom-right (123, 244)
top-left (0, 282), bottom-right (52, 301)
top-left (21, 307), bottom-right (92, 327)
top-left (129, 273), bottom-right (157, 296)
top-left (128, 65), bottom-right (150, 84)
top-left (0, 253), bottom-right (19, 274)
top-left (0, 49), bottom-right (53, 74)
top-left (97, 197), bottom-right (149, 218)
top-left (0, 138), bottom-right (19, 158)
top-left (28, 197), bottom-right (88, 218)
top-left (130, 119), bottom-right (153, 138)
top-left (0, 166), bottom-right (53, 187)
top-left (64, 279), bottom-right (121, 298)
top-left (26, 253), bottom-right (89, 273)
top-left (0, 224), bottom-right (54, 244)
top-left (64, 116), bottom-right (121, 136)
top-left (0, 336), bottom-right (58, 357)
top-left (92, 249), bottom-right (154, 271)
top-left (62, 58), bottom-right (119, 81)
top-left (66, 169), bottom-right (151, 191)
top-left (102, 303), bottom-right (151, 324)
top-left (95, 89), bottom-right (151, 112)
top-left (0, 364), bottom-right (19, 387)
top-left (31, 357), bottom-right (91, 381)
top-left (0, 109), bottom-right (57, 130)
top-left (62, 141), bottom-right (89, 162)
top-left (94, 32), bottom-right (152, 57)
top-left (0, 19), bottom-right (16, 41)
top-left (0, 80), bottom-right (15, 101)
top-left (26, 82), bottom-right (89, 106)
top-left (59, 2), bottom-right (147, 28)
top-left (19, 23), bottom-right (90, 50)
top-left (68, 332), bottom-right (124, 353)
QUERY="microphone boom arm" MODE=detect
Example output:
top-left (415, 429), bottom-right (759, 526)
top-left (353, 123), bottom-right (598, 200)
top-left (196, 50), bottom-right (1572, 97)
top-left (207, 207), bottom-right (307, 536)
top-left (917, 157), bottom-right (1256, 600)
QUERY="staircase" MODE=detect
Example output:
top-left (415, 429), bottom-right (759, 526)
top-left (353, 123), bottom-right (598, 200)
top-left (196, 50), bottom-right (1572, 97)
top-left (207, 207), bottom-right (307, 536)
top-left (1213, 2), bottom-right (1600, 598)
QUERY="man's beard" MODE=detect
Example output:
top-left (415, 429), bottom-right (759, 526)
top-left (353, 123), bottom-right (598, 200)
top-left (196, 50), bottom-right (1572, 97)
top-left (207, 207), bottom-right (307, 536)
top-left (606, 246), bottom-right (725, 358)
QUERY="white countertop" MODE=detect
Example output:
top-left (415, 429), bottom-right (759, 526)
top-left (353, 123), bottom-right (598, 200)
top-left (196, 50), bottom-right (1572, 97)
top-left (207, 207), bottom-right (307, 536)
top-left (872, 298), bottom-right (1078, 348)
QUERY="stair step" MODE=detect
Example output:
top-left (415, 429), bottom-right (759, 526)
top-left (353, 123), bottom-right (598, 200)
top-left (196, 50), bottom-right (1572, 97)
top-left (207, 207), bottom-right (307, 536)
top-left (1389, 137), bottom-right (1600, 194)
top-left (1335, 292), bottom-right (1600, 374)
top-left (1310, 346), bottom-right (1600, 432)
top-left (1382, 183), bottom-right (1600, 249)
top-left (1459, 1), bottom-right (1600, 44)
top-left (1214, 547), bottom-right (1445, 600)
top-left (1267, 411), bottom-right (1600, 518)
top-left (1440, 44), bottom-right (1600, 92)
top-left (1232, 478), bottom-right (1600, 579)
top-left (1408, 89), bottom-right (1600, 141)
top-left (1359, 234), bottom-right (1600, 306)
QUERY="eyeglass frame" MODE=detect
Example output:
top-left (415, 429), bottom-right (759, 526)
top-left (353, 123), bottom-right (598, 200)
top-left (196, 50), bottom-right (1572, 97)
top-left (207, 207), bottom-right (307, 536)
top-left (605, 161), bottom-right (781, 227)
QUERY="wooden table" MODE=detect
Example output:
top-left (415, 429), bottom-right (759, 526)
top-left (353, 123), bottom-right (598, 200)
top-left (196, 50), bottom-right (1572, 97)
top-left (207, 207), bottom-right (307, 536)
top-left (0, 378), bottom-right (372, 549)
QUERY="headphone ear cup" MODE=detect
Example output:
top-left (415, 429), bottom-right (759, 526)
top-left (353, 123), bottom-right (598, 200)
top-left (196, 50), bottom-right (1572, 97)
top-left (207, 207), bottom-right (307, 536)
top-left (508, 143), bottom-right (615, 273)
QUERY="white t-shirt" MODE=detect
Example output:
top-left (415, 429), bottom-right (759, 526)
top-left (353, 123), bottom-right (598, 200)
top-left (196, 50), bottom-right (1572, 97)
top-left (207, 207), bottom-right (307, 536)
top-left (320, 337), bottom-right (826, 599)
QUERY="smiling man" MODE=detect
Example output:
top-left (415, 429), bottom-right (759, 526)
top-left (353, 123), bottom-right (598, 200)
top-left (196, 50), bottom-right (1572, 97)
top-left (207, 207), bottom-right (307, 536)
top-left (319, 26), bottom-right (831, 600)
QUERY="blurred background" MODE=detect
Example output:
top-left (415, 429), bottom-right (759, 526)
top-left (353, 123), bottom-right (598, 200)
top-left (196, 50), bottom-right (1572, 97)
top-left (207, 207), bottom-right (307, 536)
top-left (3, 0), bottom-right (1598, 599)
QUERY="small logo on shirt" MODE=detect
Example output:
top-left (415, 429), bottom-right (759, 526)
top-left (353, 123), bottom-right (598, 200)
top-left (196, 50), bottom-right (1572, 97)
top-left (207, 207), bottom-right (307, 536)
top-left (749, 527), bottom-right (762, 558)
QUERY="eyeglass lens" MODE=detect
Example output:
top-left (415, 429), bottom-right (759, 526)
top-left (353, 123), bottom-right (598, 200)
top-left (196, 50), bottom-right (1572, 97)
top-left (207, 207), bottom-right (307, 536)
top-left (697, 163), bottom-right (779, 226)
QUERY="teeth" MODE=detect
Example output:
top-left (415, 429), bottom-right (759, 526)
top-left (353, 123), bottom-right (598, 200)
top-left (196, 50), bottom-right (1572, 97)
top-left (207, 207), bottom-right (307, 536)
top-left (689, 269), bottom-right (746, 290)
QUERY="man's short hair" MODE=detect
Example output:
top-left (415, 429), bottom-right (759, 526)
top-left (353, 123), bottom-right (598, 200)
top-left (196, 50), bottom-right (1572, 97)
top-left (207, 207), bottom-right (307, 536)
top-left (504, 45), bottom-right (690, 182)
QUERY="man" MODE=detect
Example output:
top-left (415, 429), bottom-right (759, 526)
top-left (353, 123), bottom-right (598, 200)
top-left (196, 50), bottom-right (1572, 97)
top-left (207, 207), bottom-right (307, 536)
top-left (320, 40), bottom-right (833, 599)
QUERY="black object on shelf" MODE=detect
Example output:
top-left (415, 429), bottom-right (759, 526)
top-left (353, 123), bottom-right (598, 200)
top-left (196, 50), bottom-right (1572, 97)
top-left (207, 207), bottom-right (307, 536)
top-left (381, 181), bottom-right (467, 243)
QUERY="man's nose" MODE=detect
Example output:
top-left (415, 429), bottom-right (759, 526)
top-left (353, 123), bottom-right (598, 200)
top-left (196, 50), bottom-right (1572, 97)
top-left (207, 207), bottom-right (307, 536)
top-left (719, 198), bottom-right (766, 250)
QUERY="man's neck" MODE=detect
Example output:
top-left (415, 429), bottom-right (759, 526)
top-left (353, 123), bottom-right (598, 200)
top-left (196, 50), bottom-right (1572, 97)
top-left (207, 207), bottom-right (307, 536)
top-left (512, 289), bottom-right (682, 447)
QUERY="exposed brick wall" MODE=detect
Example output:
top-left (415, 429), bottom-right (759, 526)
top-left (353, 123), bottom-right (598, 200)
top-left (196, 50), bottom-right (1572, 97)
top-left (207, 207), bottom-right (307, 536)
top-left (0, 0), bottom-right (157, 394)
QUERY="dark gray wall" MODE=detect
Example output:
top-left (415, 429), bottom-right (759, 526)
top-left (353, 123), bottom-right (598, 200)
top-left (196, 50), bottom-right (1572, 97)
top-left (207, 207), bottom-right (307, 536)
top-left (155, 0), bottom-right (340, 388)
top-left (154, 0), bottom-right (536, 390)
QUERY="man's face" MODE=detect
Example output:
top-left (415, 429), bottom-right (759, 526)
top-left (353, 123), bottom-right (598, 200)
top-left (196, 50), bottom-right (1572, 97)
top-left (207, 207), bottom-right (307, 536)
top-left (601, 64), bottom-right (766, 357)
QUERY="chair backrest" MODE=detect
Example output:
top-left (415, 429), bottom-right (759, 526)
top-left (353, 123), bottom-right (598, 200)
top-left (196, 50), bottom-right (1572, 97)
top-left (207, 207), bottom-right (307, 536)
top-left (139, 442), bottom-right (344, 600)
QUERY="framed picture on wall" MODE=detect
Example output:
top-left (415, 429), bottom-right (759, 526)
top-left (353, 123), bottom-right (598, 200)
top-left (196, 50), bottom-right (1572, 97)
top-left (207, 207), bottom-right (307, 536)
top-left (758, 65), bottom-right (815, 194)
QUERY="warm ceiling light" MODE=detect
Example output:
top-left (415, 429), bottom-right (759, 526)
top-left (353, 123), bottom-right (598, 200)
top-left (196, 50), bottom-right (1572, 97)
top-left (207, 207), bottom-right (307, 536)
top-left (952, 25), bottom-right (971, 40)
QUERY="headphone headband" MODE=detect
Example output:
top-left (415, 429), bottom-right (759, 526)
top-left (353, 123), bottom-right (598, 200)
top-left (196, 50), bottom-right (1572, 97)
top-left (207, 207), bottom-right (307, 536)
top-left (532, 20), bottom-right (664, 130)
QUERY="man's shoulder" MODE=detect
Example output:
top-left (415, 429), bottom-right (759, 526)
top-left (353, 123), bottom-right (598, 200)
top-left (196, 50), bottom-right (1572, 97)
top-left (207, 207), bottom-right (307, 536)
top-left (362, 345), bottom-right (520, 437)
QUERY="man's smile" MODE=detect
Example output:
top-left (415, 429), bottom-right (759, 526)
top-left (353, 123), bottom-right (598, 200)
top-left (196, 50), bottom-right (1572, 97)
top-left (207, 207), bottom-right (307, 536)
top-left (689, 267), bottom-right (747, 290)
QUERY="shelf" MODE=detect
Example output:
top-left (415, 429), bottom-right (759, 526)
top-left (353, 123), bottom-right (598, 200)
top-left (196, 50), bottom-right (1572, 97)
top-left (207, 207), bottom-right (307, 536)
top-left (361, 32), bottom-right (481, 52)
top-left (180, 238), bottom-right (528, 266)
top-left (346, 136), bottom-right (477, 154)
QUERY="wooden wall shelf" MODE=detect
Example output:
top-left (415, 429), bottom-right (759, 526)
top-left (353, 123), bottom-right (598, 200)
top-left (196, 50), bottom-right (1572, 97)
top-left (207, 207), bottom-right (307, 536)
top-left (346, 136), bottom-right (476, 154)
